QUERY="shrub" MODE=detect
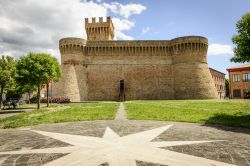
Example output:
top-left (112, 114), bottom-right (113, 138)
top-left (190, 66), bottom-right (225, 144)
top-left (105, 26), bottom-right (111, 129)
top-left (40, 96), bottom-right (70, 104)
top-left (6, 89), bottom-right (22, 100)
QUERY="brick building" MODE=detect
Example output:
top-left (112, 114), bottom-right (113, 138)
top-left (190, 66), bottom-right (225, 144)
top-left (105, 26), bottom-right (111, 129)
top-left (209, 68), bottom-right (225, 99)
top-left (53, 17), bottom-right (218, 101)
top-left (227, 64), bottom-right (250, 99)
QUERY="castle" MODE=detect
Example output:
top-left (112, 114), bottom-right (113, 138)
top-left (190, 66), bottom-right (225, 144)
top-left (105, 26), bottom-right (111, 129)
top-left (53, 17), bottom-right (218, 101)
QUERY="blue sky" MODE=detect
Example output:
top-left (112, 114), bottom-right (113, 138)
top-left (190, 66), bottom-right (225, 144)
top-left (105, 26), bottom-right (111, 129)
top-left (0, 0), bottom-right (249, 76)
top-left (106, 0), bottom-right (250, 75)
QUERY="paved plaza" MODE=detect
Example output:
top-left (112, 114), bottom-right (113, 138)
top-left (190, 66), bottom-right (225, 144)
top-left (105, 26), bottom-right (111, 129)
top-left (0, 103), bottom-right (249, 166)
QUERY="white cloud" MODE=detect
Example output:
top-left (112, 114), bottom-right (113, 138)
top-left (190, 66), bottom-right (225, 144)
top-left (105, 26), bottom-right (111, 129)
top-left (112, 18), bottom-right (135, 31)
top-left (208, 44), bottom-right (234, 56)
top-left (142, 27), bottom-right (150, 34)
top-left (0, 0), bottom-right (107, 60)
top-left (0, 0), bottom-right (146, 61)
top-left (112, 18), bottom-right (135, 40)
top-left (1, 51), bottom-right (13, 57)
top-left (103, 2), bottom-right (146, 18)
top-left (118, 3), bottom-right (146, 18)
top-left (116, 31), bottom-right (134, 40)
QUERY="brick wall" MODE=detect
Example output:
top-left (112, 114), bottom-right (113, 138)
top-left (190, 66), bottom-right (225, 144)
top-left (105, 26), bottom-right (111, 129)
top-left (228, 70), bottom-right (250, 99)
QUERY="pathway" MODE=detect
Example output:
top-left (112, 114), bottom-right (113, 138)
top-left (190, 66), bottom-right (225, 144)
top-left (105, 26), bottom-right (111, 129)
top-left (115, 102), bottom-right (128, 120)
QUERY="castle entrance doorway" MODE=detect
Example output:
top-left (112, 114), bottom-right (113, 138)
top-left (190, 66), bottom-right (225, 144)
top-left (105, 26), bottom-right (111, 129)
top-left (119, 80), bottom-right (125, 101)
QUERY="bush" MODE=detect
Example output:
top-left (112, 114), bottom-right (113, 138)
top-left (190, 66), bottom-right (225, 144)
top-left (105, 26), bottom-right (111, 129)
top-left (40, 96), bottom-right (70, 104)
top-left (6, 89), bottom-right (22, 100)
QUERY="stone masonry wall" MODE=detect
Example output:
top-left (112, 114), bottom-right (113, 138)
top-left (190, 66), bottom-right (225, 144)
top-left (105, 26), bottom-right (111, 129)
top-left (86, 56), bottom-right (174, 101)
top-left (55, 36), bottom-right (218, 101)
top-left (57, 38), bottom-right (88, 101)
top-left (172, 36), bottom-right (218, 99)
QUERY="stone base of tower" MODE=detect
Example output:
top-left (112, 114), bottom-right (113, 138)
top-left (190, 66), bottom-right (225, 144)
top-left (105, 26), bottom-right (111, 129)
top-left (173, 63), bottom-right (218, 99)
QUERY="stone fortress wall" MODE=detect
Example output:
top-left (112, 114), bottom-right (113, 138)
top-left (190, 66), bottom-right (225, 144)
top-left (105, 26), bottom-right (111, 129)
top-left (53, 17), bottom-right (218, 101)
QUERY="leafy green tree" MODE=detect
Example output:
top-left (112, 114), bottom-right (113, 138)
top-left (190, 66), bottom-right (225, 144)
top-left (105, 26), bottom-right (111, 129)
top-left (0, 56), bottom-right (16, 109)
top-left (5, 87), bottom-right (22, 100)
top-left (231, 13), bottom-right (250, 63)
top-left (17, 53), bottom-right (61, 109)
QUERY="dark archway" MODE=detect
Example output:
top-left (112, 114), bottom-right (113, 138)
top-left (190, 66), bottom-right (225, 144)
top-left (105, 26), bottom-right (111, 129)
top-left (119, 80), bottom-right (125, 101)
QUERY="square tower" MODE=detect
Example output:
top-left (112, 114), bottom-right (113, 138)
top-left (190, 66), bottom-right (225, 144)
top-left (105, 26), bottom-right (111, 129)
top-left (85, 17), bottom-right (115, 41)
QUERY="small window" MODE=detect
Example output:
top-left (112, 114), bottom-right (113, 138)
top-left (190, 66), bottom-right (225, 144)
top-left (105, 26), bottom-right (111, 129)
top-left (233, 89), bottom-right (241, 98)
top-left (243, 73), bottom-right (250, 82)
top-left (232, 74), bottom-right (240, 82)
top-left (244, 89), bottom-right (250, 99)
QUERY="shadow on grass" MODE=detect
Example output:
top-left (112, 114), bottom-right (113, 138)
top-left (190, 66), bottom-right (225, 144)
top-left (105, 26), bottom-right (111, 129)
top-left (0, 106), bottom-right (37, 114)
top-left (0, 110), bottom-right (25, 114)
top-left (203, 113), bottom-right (250, 134)
top-left (69, 101), bottom-right (98, 104)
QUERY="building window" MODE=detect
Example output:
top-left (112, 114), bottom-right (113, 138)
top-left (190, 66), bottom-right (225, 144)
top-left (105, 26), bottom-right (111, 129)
top-left (244, 89), bottom-right (250, 99)
top-left (243, 73), bottom-right (250, 82)
top-left (233, 89), bottom-right (241, 98)
top-left (232, 74), bottom-right (240, 82)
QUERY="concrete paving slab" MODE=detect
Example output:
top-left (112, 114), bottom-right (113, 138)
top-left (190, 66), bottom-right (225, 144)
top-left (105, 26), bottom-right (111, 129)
top-left (115, 102), bottom-right (127, 121)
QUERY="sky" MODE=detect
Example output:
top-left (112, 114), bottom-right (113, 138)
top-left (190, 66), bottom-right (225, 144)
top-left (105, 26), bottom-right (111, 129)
top-left (0, 0), bottom-right (249, 75)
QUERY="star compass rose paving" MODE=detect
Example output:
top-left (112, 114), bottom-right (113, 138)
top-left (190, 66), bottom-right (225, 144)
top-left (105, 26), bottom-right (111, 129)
top-left (0, 124), bottom-right (237, 166)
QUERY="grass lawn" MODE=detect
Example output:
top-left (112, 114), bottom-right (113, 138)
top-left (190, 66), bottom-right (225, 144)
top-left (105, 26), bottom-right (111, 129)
top-left (0, 102), bottom-right (119, 129)
top-left (125, 100), bottom-right (250, 128)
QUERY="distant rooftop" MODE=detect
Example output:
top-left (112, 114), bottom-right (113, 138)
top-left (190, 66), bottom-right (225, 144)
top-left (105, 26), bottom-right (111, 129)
top-left (209, 67), bottom-right (225, 75)
top-left (227, 64), bottom-right (250, 70)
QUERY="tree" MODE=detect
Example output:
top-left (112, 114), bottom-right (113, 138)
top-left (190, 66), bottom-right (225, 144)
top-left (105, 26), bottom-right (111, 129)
top-left (231, 13), bottom-right (250, 63)
top-left (0, 56), bottom-right (16, 109)
top-left (225, 79), bottom-right (230, 98)
top-left (5, 86), bottom-right (22, 101)
top-left (45, 56), bottom-right (61, 107)
top-left (19, 84), bottom-right (37, 104)
top-left (17, 53), bottom-right (61, 109)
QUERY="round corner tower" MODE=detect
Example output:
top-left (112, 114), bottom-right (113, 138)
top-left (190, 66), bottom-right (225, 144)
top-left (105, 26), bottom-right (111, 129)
top-left (172, 36), bottom-right (218, 99)
top-left (58, 37), bottom-right (87, 101)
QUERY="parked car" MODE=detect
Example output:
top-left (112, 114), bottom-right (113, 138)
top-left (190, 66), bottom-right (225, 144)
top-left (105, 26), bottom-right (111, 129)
top-left (17, 99), bottom-right (25, 105)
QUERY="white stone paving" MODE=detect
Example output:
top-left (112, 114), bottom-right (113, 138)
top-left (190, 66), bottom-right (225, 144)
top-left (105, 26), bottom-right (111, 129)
top-left (0, 157), bottom-right (7, 165)
top-left (0, 125), bottom-right (235, 166)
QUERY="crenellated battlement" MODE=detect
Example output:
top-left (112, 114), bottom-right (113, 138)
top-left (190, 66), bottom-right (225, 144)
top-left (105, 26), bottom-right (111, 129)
top-left (85, 40), bottom-right (171, 56)
top-left (59, 37), bottom-right (87, 46)
top-left (59, 38), bottom-right (87, 64)
top-left (59, 36), bottom-right (208, 58)
top-left (59, 38), bottom-right (87, 54)
top-left (85, 17), bottom-right (114, 41)
top-left (85, 16), bottom-right (112, 24)
top-left (171, 36), bottom-right (208, 54)
top-left (82, 36), bottom-right (208, 56)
